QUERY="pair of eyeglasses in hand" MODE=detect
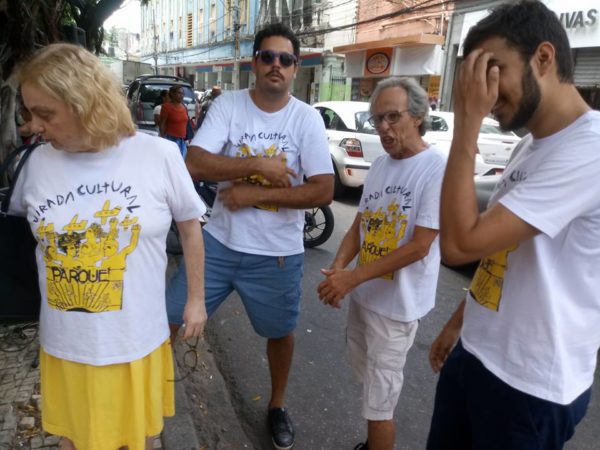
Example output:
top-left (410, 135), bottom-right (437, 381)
top-left (169, 336), bottom-right (201, 382)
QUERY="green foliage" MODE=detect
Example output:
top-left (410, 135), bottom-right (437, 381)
top-left (61, 2), bottom-right (77, 26)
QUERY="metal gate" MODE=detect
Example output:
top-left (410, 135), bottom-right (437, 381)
top-left (574, 48), bottom-right (600, 87)
top-left (330, 75), bottom-right (347, 101)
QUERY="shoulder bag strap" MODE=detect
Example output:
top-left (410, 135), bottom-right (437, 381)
top-left (1, 143), bottom-right (42, 215)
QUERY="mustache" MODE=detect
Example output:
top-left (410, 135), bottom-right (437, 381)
top-left (266, 70), bottom-right (283, 79)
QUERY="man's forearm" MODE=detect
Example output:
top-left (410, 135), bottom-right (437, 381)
top-left (447, 299), bottom-right (466, 331)
top-left (248, 175), bottom-right (334, 209)
top-left (331, 215), bottom-right (361, 269)
top-left (186, 146), bottom-right (269, 181)
top-left (440, 130), bottom-right (481, 262)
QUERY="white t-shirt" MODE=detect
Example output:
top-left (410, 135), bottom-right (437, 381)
top-left (350, 147), bottom-right (446, 322)
top-left (10, 133), bottom-right (206, 365)
top-left (191, 89), bottom-right (333, 256)
top-left (462, 110), bottom-right (600, 404)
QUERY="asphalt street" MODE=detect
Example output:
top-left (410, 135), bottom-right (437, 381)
top-left (199, 188), bottom-right (600, 450)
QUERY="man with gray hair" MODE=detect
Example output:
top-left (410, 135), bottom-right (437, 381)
top-left (318, 77), bottom-right (446, 450)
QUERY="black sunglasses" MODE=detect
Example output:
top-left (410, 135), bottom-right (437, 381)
top-left (255, 50), bottom-right (298, 68)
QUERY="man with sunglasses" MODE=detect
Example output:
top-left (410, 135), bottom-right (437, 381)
top-left (318, 77), bottom-right (446, 450)
top-left (166, 22), bottom-right (333, 450)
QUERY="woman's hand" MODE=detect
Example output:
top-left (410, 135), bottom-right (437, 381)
top-left (181, 299), bottom-right (207, 340)
top-left (175, 218), bottom-right (206, 340)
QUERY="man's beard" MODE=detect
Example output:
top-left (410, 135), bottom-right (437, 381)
top-left (502, 64), bottom-right (541, 132)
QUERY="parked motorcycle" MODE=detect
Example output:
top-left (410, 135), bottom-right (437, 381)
top-left (303, 205), bottom-right (334, 248)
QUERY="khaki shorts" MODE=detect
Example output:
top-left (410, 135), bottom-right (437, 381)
top-left (346, 299), bottom-right (419, 421)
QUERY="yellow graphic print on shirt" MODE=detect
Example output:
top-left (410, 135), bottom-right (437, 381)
top-left (236, 143), bottom-right (284, 212)
top-left (35, 200), bottom-right (140, 313)
top-left (469, 244), bottom-right (518, 311)
top-left (358, 201), bottom-right (408, 280)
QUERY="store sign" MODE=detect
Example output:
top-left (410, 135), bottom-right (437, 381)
top-left (559, 9), bottom-right (598, 29)
top-left (460, 0), bottom-right (600, 52)
top-left (364, 48), bottom-right (392, 77)
top-left (428, 75), bottom-right (441, 99)
top-left (544, 0), bottom-right (599, 47)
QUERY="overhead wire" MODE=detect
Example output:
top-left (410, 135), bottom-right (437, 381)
top-left (144, 0), bottom-right (456, 64)
top-left (297, 0), bottom-right (456, 37)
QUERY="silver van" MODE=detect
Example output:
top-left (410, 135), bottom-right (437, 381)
top-left (126, 75), bottom-right (198, 130)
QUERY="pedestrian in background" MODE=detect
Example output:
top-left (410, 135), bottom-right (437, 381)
top-left (166, 22), bottom-right (333, 450)
top-left (428, 1), bottom-right (600, 449)
top-left (159, 85), bottom-right (188, 158)
top-left (153, 89), bottom-right (169, 128)
top-left (196, 85), bottom-right (222, 130)
top-left (318, 77), bottom-right (446, 450)
top-left (13, 43), bottom-right (207, 450)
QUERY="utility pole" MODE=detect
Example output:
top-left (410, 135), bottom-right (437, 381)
top-left (152, 0), bottom-right (159, 75)
top-left (233, 0), bottom-right (241, 90)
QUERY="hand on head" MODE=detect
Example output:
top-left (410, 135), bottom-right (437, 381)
top-left (454, 48), bottom-right (499, 129)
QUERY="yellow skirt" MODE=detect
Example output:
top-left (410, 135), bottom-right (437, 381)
top-left (40, 340), bottom-right (175, 450)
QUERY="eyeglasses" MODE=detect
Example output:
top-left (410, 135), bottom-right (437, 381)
top-left (255, 50), bottom-right (298, 68)
top-left (169, 336), bottom-right (200, 382)
top-left (368, 110), bottom-right (410, 127)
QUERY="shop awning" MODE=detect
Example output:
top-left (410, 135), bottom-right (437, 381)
top-left (332, 34), bottom-right (445, 78)
top-left (332, 33), bottom-right (445, 54)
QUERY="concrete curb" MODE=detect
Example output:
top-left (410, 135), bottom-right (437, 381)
top-left (163, 334), bottom-right (251, 450)
top-left (162, 368), bottom-right (200, 450)
top-left (162, 255), bottom-right (250, 449)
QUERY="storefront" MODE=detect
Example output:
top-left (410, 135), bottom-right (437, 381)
top-left (441, 0), bottom-right (600, 110)
top-left (332, 34), bottom-right (445, 103)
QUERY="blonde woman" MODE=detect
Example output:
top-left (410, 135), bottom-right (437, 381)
top-left (12, 43), bottom-right (207, 450)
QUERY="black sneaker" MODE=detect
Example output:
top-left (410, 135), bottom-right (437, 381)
top-left (268, 407), bottom-right (295, 450)
top-left (353, 442), bottom-right (368, 450)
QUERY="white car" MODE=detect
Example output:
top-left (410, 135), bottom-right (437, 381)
top-left (313, 101), bottom-right (506, 197)
top-left (313, 101), bottom-right (380, 196)
top-left (428, 111), bottom-right (520, 166)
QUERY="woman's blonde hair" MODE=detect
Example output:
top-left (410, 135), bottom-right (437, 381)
top-left (16, 43), bottom-right (135, 151)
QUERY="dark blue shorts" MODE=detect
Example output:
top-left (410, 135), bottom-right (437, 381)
top-left (427, 340), bottom-right (591, 450)
top-left (166, 230), bottom-right (303, 338)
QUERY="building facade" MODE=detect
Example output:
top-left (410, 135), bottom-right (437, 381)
top-left (332, 0), bottom-right (454, 103)
top-left (440, 0), bottom-right (600, 111)
top-left (140, 0), bottom-right (332, 103)
top-left (140, 0), bottom-right (259, 90)
top-left (316, 0), bottom-right (358, 102)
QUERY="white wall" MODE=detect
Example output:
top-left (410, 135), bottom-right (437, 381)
top-left (322, 0), bottom-right (357, 50)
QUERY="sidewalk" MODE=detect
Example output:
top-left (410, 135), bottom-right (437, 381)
top-left (0, 323), bottom-right (65, 449)
top-left (0, 323), bottom-right (246, 450)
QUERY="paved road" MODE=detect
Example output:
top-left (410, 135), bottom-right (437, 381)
top-left (203, 189), bottom-right (599, 450)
